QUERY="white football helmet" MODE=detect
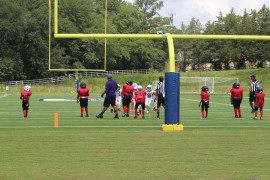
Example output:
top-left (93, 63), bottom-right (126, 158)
top-left (24, 85), bottom-right (31, 91)
top-left (138, 85), bottom-right (143, 91)
top-left (118, 84), bottom-right (121, 88)
top-left (146, 84), bottom-right (152, 91)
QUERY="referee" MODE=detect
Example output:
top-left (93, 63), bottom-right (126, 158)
top-left (155, 76), bottom-right (165, 119)
top-left (249, 75), bottom-right (259, 113)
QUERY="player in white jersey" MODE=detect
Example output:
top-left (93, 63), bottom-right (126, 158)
top-left (145, 85), bottom-right (155, 113)
top-left (116, 84), bottom-right (122, 111)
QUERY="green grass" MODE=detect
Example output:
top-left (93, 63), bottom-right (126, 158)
top-left (1, 92), bottom-right (270, 179)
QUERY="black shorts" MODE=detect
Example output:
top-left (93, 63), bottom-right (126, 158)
top-left (201, 101), bottom-right (209, 111)
top-left (80, 98), bottom-right (88, 108)
top-left (135, 102), bottom-right (145, 110)
top-left (255, 107), bottom-right (263, 111)
top-left (123, 95), bottom-right (132, 107)
top-left (104, 97), bottom-right (116, 107)
top-left (22, 100), bottom-right (29, 110)
top-left (232, 98), bottom-right (241, 109)
top-left (249, 92), bottom-right (256, 102)
top-left (157, 94), bottom-right (165, 107)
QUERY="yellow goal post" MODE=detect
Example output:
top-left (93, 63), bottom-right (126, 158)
top-left (49, 0), bottom-right (270, 73)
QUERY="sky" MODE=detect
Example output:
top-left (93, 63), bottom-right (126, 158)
top-left (125, 0), bottom-right (270, 28)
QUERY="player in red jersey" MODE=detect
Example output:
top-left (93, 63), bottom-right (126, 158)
top-left (199, 86), bottom-right (210, 119)
top-left (121, 79), bottom-right (134, 117)
top-left (20, 85), bottom-right (32, 118)
top-left (254, 87), bottom-right (265, 120)
top-left (230, 82), bottom-right (243, 118)
top-left (77, 82), bottom-right (90, 117)
top-left (134, 86), bottom-right (146, 119)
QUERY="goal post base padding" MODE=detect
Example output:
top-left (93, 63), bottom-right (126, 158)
top-left (162, 124), bottom-right (183, 131)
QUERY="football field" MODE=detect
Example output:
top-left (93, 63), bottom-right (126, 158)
top-left (1, 93), bottom-right (270, 179)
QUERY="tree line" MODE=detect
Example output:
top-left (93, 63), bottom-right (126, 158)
top-left (0, 0), bottom-right (270, 81)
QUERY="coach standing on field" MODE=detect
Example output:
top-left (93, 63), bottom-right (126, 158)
top-left (249, 75), bottom-right (259, 113)
top-left (96, 74), bottom-right (119, 119)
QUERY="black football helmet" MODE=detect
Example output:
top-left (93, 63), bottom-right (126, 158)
top-left (80, 82), bottom-right (86, 88)
top-left (126, 79), bottom-right (133, 85)
top-left (233, 82), bottom-right (240, 88)
top-left (201, 86), bottom-right (208, 92)
top-left (257, 87), bottom-right (263, 93)
top-left (159, 76), bottom-right (164, 82)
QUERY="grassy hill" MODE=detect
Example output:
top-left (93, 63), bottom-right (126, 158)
top-left (1, 68), bottom-right (269, 94)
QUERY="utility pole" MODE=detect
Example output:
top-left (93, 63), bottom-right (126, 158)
top-left (168, 13), bottom-right (176, 26)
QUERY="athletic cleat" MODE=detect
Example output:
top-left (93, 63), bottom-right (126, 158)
top-left (235, 115), bottom-right (238, 118)
top-left (251, 109), bottom-right (255, 113)
top-left (239, 115), bottom-right (241, 118)
top-left (114, 115), bottom-right (119, 119)
top-left (81, 114), bottom-right (83, 117)
top-left (86, 114), bottom-right (89, 117)
top-left (142, 117), bottom-right (145, 119)
top-left (96, 114), bottom-right (103, 118)
top-left (134, 116), bottom-right (137, 119)
top-left (204, 117), bottom-right (207, 119)
top-left (156, 116), bottom-right (160, 119)
top-left (24, 116), bottom-right (27, 119)
top-left (260, 117), bottom-right (263, 120)
top-left (126, 114), bottom-right (129, 117)
top-left (200, 117), bottom-right (204, 119)
top-left (122, 113), bottom-right (126, 117)
top-left (253, 117), bottom-right (257, 120)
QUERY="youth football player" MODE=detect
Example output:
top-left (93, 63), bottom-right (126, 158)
top-left (145, 85), bottom-right (154, 113)
top-left (116, 84), bottom-right (122, 111)
top-left (134, 86), bottom-right (146, 119)
top-left (20, 85), bottom-right (32, 118)
top-left (111, 84), bottom-right (122, 113)
top-left (230, 82), bottom-right (243, 118)
top-left (121, 79), bottom-right (134, 117)
top-left (77, 82), bottom-right (90, 117)
top-left (254, 87), bottom-right (265, 120)
top-left (199, 86), bottom-right (210, 119)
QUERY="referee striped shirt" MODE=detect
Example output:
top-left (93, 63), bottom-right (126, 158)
top-left (156, 82), bottom-right (165, 97)
top-left (250, 80), bottom-right (259, 92)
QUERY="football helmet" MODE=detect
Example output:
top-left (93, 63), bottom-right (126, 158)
top-left (138, 85), bottom-right (143, 91)
top-left (257, 87), bottom-right (263, 93)
top-left (118, 84), bottom-right (121, 88)
top-left (146, 84), bottom-right (152, 91)
top-left (126, 79), bottom-right (133, 85)
top-left (80, 82), bottom-right (86, 88)
top-left (233, 82), bottom-right (240, 88)
top-left (24, 85), bottom-right (31, 91)
top-left (201, 86), bottom-right (208, 92)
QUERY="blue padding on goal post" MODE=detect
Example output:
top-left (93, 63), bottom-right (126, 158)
top-left (75, 79), bottom-right (79, 93)
top-left (165, 72), bottom-right (180, 124)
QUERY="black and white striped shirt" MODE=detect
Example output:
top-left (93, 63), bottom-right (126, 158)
top-left (250, 80), bottom-right (259, 92)
top-left (156, 82), bottom-right (165, 97)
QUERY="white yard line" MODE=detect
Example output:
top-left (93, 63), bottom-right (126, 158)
top-left (0, 94), bottom-right (10, 99)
